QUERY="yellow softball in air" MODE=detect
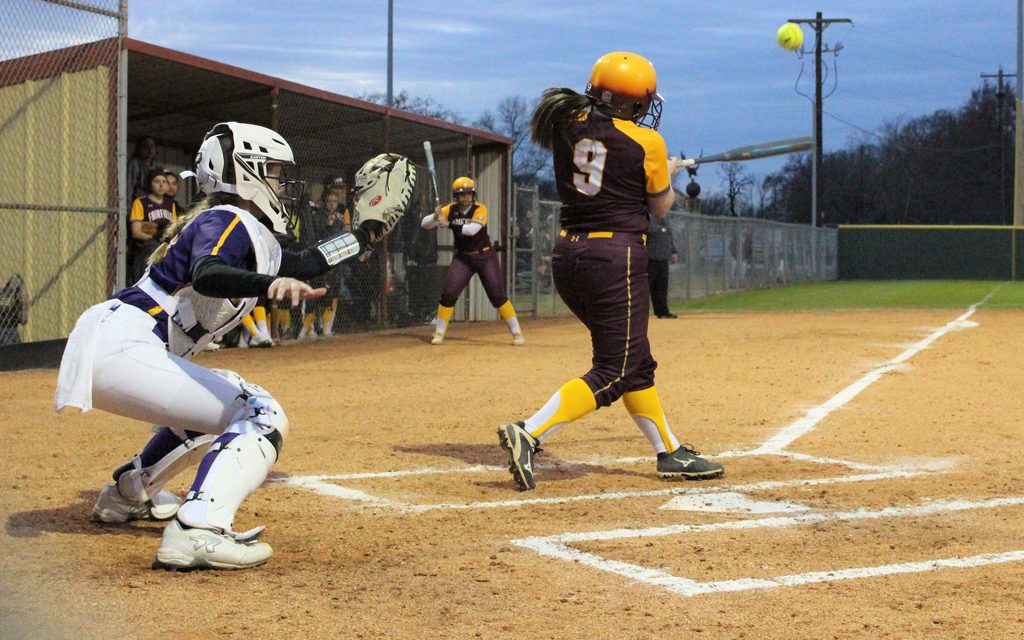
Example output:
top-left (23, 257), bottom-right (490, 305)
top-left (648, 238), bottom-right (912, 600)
top-left (777, 22), bottom-right (803, 51)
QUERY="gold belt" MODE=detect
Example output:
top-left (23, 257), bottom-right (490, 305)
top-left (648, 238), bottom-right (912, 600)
top-left (559, 230), bottom-right (647, 245)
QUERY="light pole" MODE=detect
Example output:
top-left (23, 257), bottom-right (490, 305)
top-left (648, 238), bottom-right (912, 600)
top-left (387, 0), bottom-right (394, 107)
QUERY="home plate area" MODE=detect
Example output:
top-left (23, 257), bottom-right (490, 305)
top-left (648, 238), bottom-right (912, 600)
top-left (278, 450), bottom-right (1024, 597)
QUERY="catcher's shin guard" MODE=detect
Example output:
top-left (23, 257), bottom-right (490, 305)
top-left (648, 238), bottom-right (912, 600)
top-left (175, 394), bottom-right (287, 537)
top-left (112, 427), bottom-right (217, 507)
top-left (92, 483), bottom-right (181, 523)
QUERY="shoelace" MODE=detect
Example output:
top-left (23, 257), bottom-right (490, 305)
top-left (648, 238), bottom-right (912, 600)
top-left (678, 443), bottom-right (701, 457)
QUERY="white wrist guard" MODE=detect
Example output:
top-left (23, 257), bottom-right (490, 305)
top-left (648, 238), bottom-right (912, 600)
top-left (316, 232), bottom-right (362, 266)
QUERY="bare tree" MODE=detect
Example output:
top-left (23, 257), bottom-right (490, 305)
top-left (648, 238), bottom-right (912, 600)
top-left (759, 82), bottom-right (1014, 224)
top-left (357, 90), bottom-right (463, 124)
top-left (718, 163), bottom-right (754, 216)
top-left (475, 96), bottom-right (550, 184)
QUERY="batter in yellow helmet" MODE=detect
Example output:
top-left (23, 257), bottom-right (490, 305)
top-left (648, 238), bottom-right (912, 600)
top-left (420, 176), bottom-right (525, 346)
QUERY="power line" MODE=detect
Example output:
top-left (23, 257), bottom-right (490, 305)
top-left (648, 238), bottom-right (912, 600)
top-left (845, 24), bottom-right (997, 67)
top-left (824, 109), bottom-right (1001, 154)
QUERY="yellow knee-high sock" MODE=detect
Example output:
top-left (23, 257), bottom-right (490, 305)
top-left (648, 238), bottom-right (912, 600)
top-left (435, 304), bottom-right (454, 336)
top-left (497, 300), bottom-right (522, 336)
top-left (271, 308), bottom-right (283, 332)
top-left (622, 386), bottom-right (680, 454)
top-left (252, 305), bottom-right (269, 335)
top-left (271, 307), bottom-right (289, 338)
top-left (301, 312), bottom-right (316, 335)
top-left (241, 315), bottom-right (258, 336)
top-left (320, 304), bottom-right (335, 336)
top-left (524, 377), bottom-right (598, 440)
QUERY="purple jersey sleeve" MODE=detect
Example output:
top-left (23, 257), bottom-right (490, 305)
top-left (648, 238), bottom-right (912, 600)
top-left (190, 209), bottom-right (254, 269)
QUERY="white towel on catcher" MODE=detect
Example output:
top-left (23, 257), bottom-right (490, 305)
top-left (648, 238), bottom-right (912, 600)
top-left (54, 301), bottom-right (117, 413)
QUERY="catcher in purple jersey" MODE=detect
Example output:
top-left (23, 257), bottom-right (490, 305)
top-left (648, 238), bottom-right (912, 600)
top-left (497, 52), bottom-right (724, 490)
top-left (421, 177), bottom-right (525, 345)
top-left (55, 122), bottom-right (415, 569)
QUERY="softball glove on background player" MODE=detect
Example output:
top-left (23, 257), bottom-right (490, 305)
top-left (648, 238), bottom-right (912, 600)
top-left (352, 153), bottom-right (416, 241)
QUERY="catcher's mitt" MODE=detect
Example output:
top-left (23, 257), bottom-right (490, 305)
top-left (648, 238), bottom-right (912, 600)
top-left (351, 153), bottom-right (416, 240)
top-left (139, 221), bottom-right (158, 236)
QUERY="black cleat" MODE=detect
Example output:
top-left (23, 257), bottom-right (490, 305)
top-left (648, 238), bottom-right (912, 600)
top-left (497, 421), bottom-right (540, 491)
top-left (657, 444), bottom-right (724, 480)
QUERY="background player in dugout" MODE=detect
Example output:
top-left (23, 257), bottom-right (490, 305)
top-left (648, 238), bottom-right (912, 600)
top-left (421, 177), bottom-right (525, 345)
top-left (497, 51), bottom-right (724, 490)
top-left (55, 122), bottom-right (413, 570)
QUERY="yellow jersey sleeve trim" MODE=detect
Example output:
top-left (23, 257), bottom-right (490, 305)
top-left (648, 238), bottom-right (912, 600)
top-left (441, 203), bottom-right (454, 217)
top-left (611, 119), bottom-right (670, 196)
top-left (211, 215), bottom-right (242, 256)
top-left (129, 199), bottom-right (144, 221)
top-left (472, 203), bottom-right (488, 225)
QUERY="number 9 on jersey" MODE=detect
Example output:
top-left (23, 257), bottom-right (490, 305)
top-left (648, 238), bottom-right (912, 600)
top-left (572, 138), bottom-right (608, 196)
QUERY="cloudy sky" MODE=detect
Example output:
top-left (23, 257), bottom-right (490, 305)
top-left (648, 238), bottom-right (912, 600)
top-left (26, 0), bottom-right (1019, 185)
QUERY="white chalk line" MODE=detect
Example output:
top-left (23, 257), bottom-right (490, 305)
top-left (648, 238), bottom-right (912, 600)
top-left (512, 495), bottom-right (1024, 596)
top-left (748, 286), bottom-right (1001, 455)
top-left (277, 295), bottom-right (988, 524)
top-left (281, 467), bottom-right (935, 514)
top-left (278, 448), bottom-right (885, 485)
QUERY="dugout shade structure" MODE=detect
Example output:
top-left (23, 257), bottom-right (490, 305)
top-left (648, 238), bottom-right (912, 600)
top-left (0, 37), bottom-right (511, 349)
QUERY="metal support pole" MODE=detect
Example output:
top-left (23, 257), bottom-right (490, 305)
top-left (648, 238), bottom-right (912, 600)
top-left (386, 0), bottom-right (394, 107)
top-left (115, 0), bottom-right (128, 292)
top-left (1015, 0), bottom-right (1024, 227)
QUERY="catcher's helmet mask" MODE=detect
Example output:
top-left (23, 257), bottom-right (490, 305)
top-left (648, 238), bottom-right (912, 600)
top-left (188, 122), bottom-right (305, 235)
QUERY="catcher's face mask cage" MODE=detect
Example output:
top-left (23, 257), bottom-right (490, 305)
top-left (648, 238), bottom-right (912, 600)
top-left (259, 160), bottom-right (306, 235)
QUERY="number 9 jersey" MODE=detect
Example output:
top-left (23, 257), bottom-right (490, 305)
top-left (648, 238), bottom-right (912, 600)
top-left (552, 109), bottom-right (670, 235)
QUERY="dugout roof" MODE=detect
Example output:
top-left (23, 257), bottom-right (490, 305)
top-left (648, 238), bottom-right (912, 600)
top-left (123, 38), bottom-right (511, 167)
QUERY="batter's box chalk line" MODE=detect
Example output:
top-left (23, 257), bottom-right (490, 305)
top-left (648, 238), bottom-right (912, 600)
top-left (279, 293), bottom-right (988, 513)
top-left (511, 495), bottom-right (1024, 597)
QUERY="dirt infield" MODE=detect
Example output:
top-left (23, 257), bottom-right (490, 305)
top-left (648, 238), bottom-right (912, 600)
top-left (3, 308), bottom-right (1024, 639)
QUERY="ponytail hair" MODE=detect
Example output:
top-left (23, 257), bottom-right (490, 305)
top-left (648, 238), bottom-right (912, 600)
top-left (530, 87), bottom-right (594, 150)
top-left (148, 192), bottom-right (244, 265)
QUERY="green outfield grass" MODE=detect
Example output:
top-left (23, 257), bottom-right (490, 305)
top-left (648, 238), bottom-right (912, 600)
top-left (671, 281), bottom-right (1024, 312)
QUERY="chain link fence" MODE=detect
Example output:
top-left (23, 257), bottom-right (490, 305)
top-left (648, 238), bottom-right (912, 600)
top-left (1, 12), bottom-right (512, 349)
top-left (0, 0), bottom-right (125, 345)
top-left (121, 39), bottom-right (512, 346)
top-left (511, 185), bottom-right (837, 316)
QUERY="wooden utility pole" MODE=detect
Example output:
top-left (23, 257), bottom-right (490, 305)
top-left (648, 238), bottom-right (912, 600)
top-left (787, 12), bottom-right (852, 229)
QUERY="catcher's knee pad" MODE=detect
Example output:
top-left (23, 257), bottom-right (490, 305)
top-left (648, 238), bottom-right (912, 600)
top-left (236, 384), bottom-right (289, 449)
top-left (211, 367), bottom-right (247, 387)
top-left (114, 427), bottom-right (217, 503)
top-left (175, 394), bottom-right (287, 535)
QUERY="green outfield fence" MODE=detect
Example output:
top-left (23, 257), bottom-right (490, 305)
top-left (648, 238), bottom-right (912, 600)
top-left (838, 225), bottom-right (1024, 280)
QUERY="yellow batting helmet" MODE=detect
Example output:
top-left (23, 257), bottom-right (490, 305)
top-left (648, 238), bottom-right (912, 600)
top-left (584, 51), bottom-right (664, 130)
top-left (452, 177), bottom-right (475, 195)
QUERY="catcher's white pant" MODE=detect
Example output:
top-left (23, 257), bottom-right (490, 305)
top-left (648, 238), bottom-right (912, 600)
top-left (85, 304), bottom-right (244, 432)
top-left (59, 302), bottom-right (283, 535)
